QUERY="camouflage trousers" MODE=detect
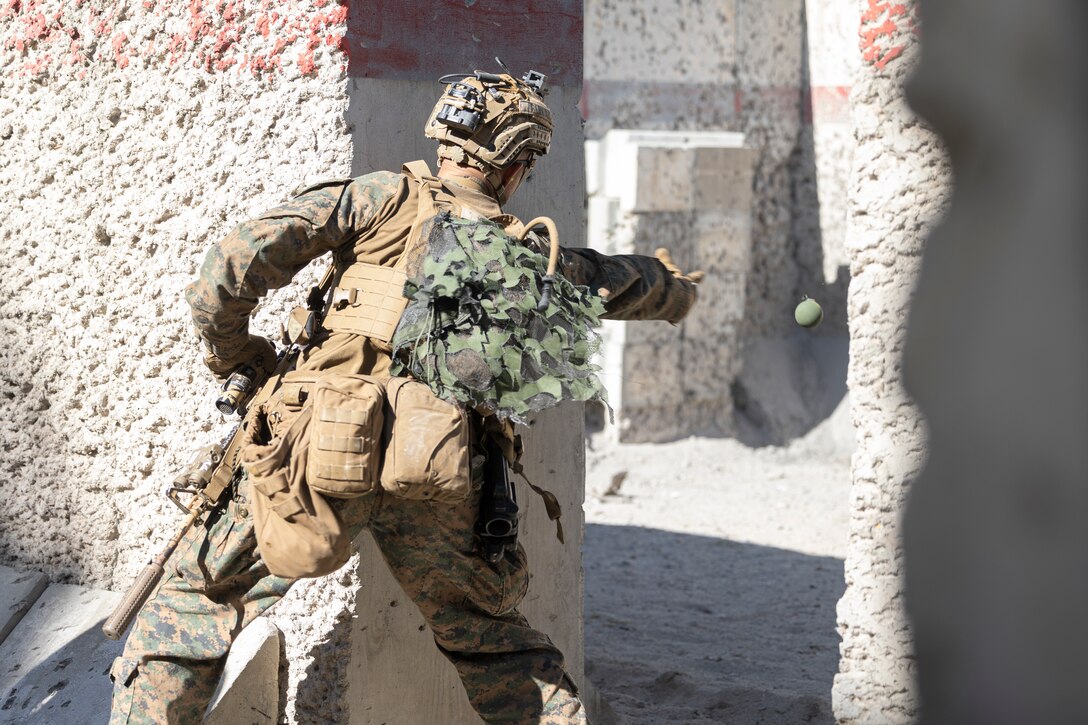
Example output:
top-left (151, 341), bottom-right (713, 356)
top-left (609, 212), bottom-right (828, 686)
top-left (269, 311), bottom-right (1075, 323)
top-left (108, 476), bottom-right (585, 724)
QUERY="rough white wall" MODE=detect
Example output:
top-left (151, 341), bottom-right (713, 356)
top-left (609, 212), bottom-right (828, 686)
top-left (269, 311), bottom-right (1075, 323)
top-left (0, 1), bottom-right (355, 720)
top-left (832, 1), bottom-right (949, 721)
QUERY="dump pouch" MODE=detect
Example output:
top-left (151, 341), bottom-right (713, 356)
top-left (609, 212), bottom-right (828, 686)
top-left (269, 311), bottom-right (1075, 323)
top-left (241, 405), bottom-right (352, 579)
top-left (241, 371), bottom-right (384, 579)
top-left (380, 376), bottom-right (472, 502)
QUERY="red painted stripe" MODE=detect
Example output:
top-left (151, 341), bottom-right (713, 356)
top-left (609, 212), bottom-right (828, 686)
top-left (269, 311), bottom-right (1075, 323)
top-left (344, 0), bottom-right (582, 86)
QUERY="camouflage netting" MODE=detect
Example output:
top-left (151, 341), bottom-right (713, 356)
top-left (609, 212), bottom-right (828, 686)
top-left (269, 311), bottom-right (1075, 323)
top-left (391, 214), bottom-right (607, 424)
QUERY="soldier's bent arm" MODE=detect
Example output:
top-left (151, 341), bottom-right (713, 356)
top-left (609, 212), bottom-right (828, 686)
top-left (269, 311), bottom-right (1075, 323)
top-left (184, 171), bottom-right (404, 362)
top-left (557, 246), bottom-right (698, 323)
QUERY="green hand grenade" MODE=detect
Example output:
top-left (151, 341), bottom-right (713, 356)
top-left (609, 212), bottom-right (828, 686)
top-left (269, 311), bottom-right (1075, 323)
top-left (794, 296), bottom-right (823, 328)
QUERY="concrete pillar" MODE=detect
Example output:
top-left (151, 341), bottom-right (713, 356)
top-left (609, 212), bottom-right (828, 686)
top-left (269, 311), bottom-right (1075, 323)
top-left (832, 1), bottom-right (949, 722)
top-left (341, 4), bottom-right (586, 723)
top-left (586, 130), bottom-right (753, 442)
top-left (902, 1), bottom-right (1088, 722)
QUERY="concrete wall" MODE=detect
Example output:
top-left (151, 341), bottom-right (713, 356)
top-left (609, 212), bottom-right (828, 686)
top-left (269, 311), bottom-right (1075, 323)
top-left (831, 1), bottom-right (949, 722)
top-left (586, 130), bottom-right (754, 441)
top-left (0, 1), bottom-right (586, 722)
top-left (903, 0), bottom-right (1088, 722)
top-left (584, 0), bottom-right (857, 443)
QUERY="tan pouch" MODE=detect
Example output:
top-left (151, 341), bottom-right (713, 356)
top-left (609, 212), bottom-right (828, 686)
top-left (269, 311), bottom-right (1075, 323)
top-left (306, 374), bottom-right (385, 499)
top-left (241, 404), bottom-right (352, 579)
top-left (380, 377), bottom-right (472, 502)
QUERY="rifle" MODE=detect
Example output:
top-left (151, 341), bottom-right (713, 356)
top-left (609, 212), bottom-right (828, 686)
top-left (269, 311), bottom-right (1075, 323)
top-left (476, 436), bottom-right (519, 564)
top-left (102, 266), bottom-right (337, 640)
top-left (101, 361), bottom-right (277, 640)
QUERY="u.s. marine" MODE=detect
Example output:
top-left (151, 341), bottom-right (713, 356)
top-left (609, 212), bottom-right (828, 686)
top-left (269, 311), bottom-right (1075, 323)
top-left (108, 68), bottom-right (702, 724)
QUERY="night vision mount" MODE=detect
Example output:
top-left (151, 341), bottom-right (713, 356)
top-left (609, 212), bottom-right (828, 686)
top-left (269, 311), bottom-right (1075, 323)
top-left (434, 59), bottom-right (548, 134)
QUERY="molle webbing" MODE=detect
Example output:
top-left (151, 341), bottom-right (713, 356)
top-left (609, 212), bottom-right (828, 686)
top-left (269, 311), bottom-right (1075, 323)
top-left (321, 264), bottom-right (409, 343)
top-left (321, 161), bottom-right (441, 344)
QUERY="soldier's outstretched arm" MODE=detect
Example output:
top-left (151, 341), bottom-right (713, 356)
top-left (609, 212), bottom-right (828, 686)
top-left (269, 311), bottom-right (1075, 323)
top-left (556, 245), bottom-right (703, 323)
top-left (183, 172), bottom-right (404, 376)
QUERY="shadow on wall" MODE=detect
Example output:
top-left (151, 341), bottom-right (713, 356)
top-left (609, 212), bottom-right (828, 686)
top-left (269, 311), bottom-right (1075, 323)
top-left (292, 607), bottom-right (353, 723)
top-left (583, 524), bottom-right (843, 725)
top-left (732, 3), bottom-right (851, 448)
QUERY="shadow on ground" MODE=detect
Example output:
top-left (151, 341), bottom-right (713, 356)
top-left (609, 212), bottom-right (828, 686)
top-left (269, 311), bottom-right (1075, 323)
top-left (0, 620), bottom-right (120, 725)
top-left (583, 524), bottom-right (843, 725)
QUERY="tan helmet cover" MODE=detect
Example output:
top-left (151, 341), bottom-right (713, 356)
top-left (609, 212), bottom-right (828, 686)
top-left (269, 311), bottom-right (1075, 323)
top-left (425, 71), bottom-right (553, 171)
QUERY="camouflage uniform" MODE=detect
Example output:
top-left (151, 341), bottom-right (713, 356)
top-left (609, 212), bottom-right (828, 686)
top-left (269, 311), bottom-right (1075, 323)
top-left (109, 165), bottom-right (697, 724)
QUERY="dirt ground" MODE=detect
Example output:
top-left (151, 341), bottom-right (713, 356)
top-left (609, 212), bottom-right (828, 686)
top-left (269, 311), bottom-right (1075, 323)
top-left (581, 421), bottom-right (851, 724)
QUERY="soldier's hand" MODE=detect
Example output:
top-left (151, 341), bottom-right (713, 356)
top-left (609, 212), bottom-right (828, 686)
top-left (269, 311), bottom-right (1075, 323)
top-left (654, 247), bottom-right (705, 284)
top-left (203, 335), bottom-right (278, 383)
top-left (652, 247), bottom-right (704, 324)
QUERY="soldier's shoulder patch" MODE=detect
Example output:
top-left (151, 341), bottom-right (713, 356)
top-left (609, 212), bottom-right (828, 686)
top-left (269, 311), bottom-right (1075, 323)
top-left (290, 178), bottom-right (353, 198)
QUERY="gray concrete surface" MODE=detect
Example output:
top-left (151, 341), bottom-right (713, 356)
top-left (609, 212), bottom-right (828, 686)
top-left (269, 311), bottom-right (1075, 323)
top-left (205, 618), bottom-right (283, 724)
top-left (0, 567), bottom-right (47, 647)
top-left (0, 584), bottom-right (122, 724)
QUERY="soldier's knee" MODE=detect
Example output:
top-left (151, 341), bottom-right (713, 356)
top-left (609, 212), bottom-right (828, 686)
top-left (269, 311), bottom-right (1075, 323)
top-left (108, 656), bottom-right (218, 725)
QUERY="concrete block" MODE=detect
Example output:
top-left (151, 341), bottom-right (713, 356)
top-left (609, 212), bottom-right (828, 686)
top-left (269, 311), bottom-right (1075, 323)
top-left (694, 211), bottom-right (752, 272)
top-left (693, 146), bottom-right (755, 211)
top-left (636, 147), bottom-right (695, 212)
top-left (588, 128), bottom-right (754, 443)
top-left (0, 567), bottom-right (47, 647)
top-left (205, 617), bottom-right (283, 725)
top-left (0, 584), bottom-right (123, 724)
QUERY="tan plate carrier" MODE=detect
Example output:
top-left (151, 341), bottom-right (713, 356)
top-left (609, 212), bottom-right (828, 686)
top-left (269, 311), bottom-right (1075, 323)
top-left (320, 160), bottom-right (444, 344)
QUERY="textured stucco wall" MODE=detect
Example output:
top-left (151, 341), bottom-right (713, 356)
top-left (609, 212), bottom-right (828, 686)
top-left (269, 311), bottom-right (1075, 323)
top-left (584, 0), bottom-right (857, 443)
top-left (832, 1), bottom-right (949, 722)
top-left (0, 1), bottom-right (356, 720)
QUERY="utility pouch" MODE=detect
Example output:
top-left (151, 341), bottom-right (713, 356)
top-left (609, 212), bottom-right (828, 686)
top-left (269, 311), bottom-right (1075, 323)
top-left (241, 404), bottom-right (351, 579)
top-left (306, 374), bottom-right (385, 498)
top-left (380, 377), bottom-right (471, 502)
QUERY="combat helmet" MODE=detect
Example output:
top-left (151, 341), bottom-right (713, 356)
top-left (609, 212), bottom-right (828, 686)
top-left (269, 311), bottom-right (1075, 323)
top-left (425, 66), bottom-right (553, 172)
